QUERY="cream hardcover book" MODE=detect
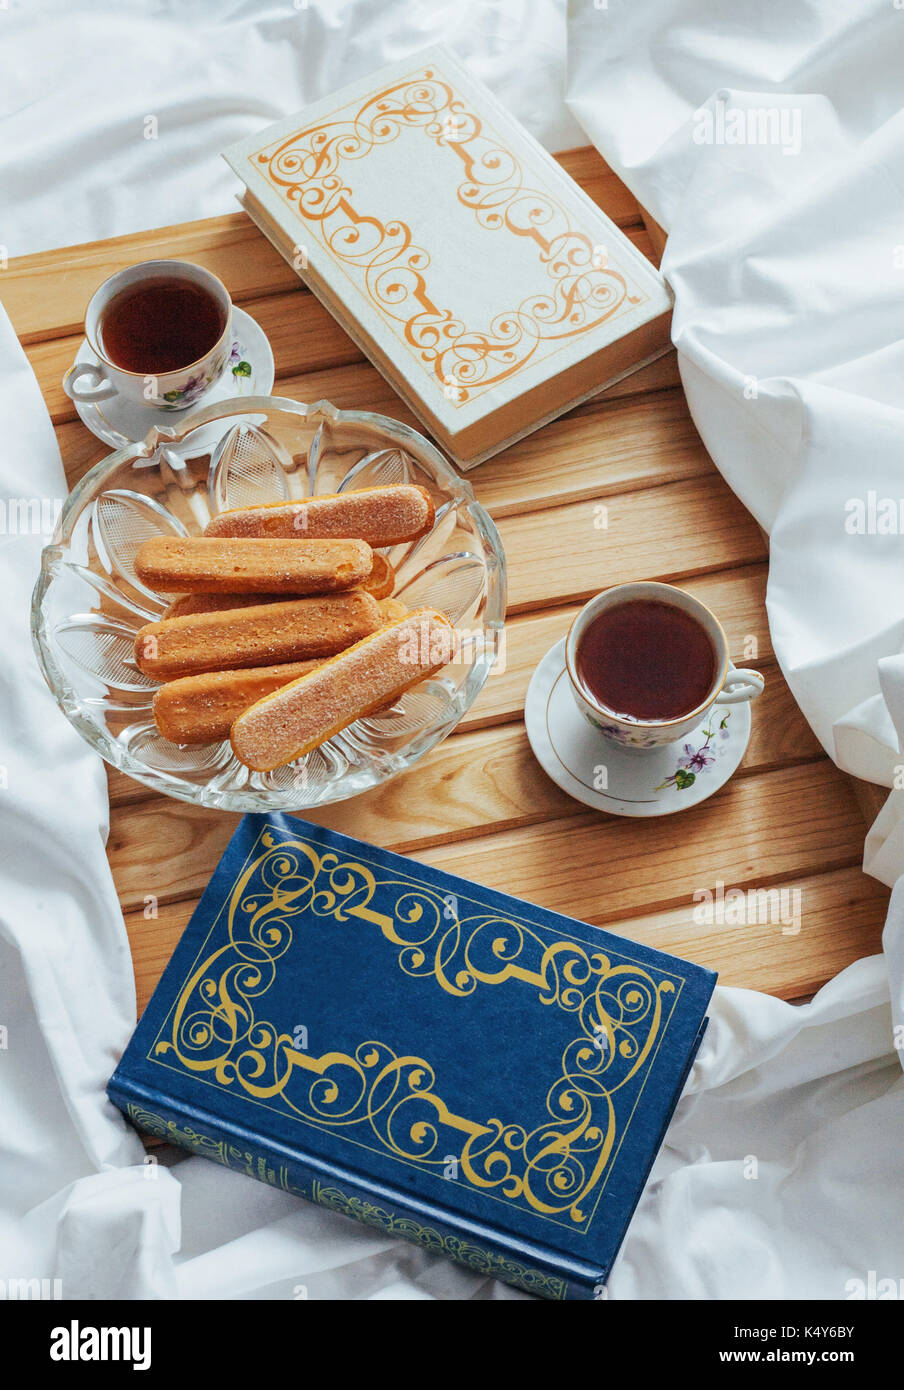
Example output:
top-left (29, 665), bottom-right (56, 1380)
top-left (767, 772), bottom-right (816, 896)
top-left (223, 46), bottom-right (673, 470)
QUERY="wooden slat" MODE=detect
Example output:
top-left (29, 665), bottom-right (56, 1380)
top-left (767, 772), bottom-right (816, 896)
top-left (52, 404), bottom-right (741, 628)
top-left (50, 379), bottom-right (710, 547)
top-left (639, 208), bottom-right (668, 267)
top-left (103, 564), bottom-right (777, 810)
top-left (106, 741), bottom-right (845, 920)
top-left (554, 145), bottom-right (643, 223)
top-left (115, 762), bottom-right (878, 1011)
top-left (2, 148), bottom-right (641, 344)
top-left (3, 215), bottom-right (291, 344)
top-left (101, 541), bottom-right (775, 814)
top-left (287, 668), bottom-right (819, 844)
top-left (415, 762), bottom-right (867, 924)
top-left (851, 775), bottom-right (889, 827)
top-left (471, 388), bottom-right (708, 518)
top-left (36, 288), bottom-right (368, 429)
top-left (29, 290), bottom-right (363, 425)
top-left (500, 475), bottom-right (766, 613)
top-left (123, 866), bottom-right (886, 1013)
top-left (108, 804), bottom-right (240, 915)
top-left (606, 867), bottom-right (887, 999)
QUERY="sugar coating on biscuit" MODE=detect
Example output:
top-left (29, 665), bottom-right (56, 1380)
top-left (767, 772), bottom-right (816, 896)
top-left (164, 592), bottom-right (312, 619)
top-left (205, 485), bottom-right (433, 547)
top-left (134, 535), bottom-right (372, 594)
top-left (153, 660), bottom-right (322, 743)
top-left (231, 608), bottom-right (454, 769)
top-left (134, 590), bottom-right (382, 676)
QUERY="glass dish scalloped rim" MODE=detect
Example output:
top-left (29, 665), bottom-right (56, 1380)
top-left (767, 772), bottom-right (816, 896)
top-left (31, 394), bottom-right (507, 811)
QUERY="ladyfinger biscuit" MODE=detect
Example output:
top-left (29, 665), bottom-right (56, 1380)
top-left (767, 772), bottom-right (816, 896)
top-left (153, 661), bottom-right (321, 744)
top-left (362, 552), bottom-right (395, 600)
top-left (134, 590), bottom-right (382, 678)
top-left (163, 592), bottom-right (308, 619)
top-left (134, 535), bottom-right (373, 595)
top-left (231, 608), bottom-right (455, 771)
top-left (163, 554), bottom-right (393, 618)
top-left (204, 484), bottom-right (435, 547)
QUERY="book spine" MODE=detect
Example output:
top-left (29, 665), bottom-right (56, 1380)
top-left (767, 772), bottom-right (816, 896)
top-left (108, 1074), bottom-right (601, 1301)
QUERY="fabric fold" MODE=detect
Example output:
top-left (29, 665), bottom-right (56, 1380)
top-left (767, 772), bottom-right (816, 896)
top-left (567, 0), bottom-right (904, 1298)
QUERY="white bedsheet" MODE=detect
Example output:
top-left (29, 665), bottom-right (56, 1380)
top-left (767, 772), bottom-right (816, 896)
top-left (567, 0), bottom-right (904, 1297)
top-left (0, 0), bottom-right (581, 257)
top-left (1, 0), bottom-right (902, 1301)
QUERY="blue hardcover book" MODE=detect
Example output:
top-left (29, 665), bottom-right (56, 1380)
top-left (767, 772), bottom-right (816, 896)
top-left (109, 814), bottom-right (715, 1299)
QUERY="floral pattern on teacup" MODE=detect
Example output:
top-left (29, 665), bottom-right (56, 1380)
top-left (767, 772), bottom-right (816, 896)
top-left (581, 710), bottom-right (663, 748)
top-left (157, 340), bottom-right (251, 410)
top-left (160, 373), bottom-right (214, 409)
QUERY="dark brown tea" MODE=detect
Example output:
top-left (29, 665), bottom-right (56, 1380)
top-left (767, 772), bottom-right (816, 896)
top-left (576, 599), bottom-right (716, 721)
top-left (99, 276), bottom-right (225, 374)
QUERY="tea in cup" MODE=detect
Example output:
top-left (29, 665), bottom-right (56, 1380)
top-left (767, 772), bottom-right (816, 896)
top-left (62, 259), bottom-right (233, 412)
top-left (565, 581), bottom-right (764, 750)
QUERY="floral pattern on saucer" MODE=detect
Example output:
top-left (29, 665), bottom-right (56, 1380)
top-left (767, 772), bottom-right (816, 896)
top-left (524, 638), bottom-right (752, 819)
top-left (227, 340), bottom-right (253, 386)
top-left (655, 711), bottom-right (732, 791)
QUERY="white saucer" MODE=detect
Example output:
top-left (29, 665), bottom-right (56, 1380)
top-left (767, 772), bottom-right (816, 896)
top-left (67, 305), bottom-right (275, 452)
top-left (525, 637), bottom-right (751, 818)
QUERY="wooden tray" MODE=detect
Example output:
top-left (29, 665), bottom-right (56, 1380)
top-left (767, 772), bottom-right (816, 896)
top-left (5, 147), bottom-right (888, 1008)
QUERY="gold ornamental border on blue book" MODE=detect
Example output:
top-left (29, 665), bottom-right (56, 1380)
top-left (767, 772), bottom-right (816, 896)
top-left (148, 824), bottom-right (687, 1233)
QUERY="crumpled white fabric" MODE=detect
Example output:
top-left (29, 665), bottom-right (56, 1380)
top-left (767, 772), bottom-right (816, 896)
top-left (0, 0), bottom-right (582, 258)
top-left (567, 0), bottom-right (904, 1296)
top-left (613, 945), bottom-right (904, 1300)
top-left (3, 0), bottom-right (904, 1302)
top-left (567, 0), bottom-right (904, 880)
top-left (0, 305), bottom-right (173, 1295)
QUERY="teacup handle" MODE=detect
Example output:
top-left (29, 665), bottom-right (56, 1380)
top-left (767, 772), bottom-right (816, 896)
top-left (62, 362), bottom-right (118, 403)
top-left (718, 666), bottom-right (765, 704)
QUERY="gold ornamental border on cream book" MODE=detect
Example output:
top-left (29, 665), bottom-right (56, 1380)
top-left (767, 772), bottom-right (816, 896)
top-left (247, 63), bottom-right (650, 410)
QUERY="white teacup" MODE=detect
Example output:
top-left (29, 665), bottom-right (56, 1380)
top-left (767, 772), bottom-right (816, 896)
top-left (62, 259), bottom-right (233, 413)
top-left (565, 581), bottom-right (764, 751)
